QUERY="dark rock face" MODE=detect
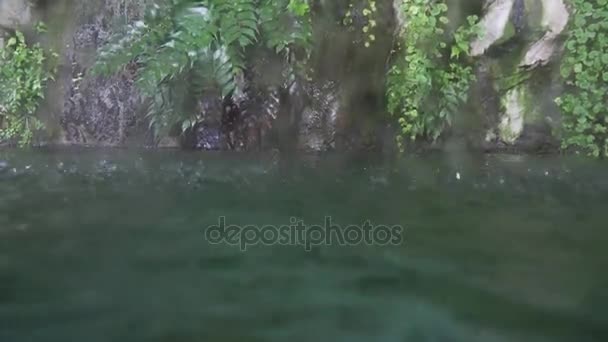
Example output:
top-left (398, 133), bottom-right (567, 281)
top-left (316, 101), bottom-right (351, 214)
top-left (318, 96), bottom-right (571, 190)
top-left (190, 93), bottom-right (225, 150)
top-left (42, 0), bottom-right (389, 152)
top-left (221, 85), bottom-right (279, 152)
top-left (188, 77), bottom-right (343, 153)
top-left (62, 62), bottom-right (142, 145)
top-left (194, 125), bottom-right (223, 150)
top-left (510, 0), bottom-right (526, 34)
top-left (58, 1), bottom-right (145, 146)
top-left (187, 78), bottom-right (280, 151)
top-left (297, 80), bottom-right (340, 152)
top-left (471, 58), bottom-right (502, 146)
top-left (515, 123), bottom-right (559, 153)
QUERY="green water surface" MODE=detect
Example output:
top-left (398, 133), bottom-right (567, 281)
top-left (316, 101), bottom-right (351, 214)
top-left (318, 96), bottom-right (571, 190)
top-left (0, 149), bottom-right (606, 342)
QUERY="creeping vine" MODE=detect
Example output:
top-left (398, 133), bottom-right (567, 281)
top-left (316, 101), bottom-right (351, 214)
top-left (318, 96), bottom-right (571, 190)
top-left (386, 0), bottom-right (481, 151)
top-left (556, 0), bottom-right (608, 157)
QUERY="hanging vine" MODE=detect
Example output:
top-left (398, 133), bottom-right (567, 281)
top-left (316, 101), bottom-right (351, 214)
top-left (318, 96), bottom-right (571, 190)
top-left (386, 0), bottom-right (481, 151)
top-left (556, 0), bottom-right (608, 157)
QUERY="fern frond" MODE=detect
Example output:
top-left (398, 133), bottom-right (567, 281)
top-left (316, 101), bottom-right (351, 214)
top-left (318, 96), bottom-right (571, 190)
top-left (94, 0), bottom-right (312, 140)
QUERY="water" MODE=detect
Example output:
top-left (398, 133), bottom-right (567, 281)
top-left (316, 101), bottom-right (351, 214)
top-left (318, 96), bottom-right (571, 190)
top-left (0, 149), bottom-right (607, 342)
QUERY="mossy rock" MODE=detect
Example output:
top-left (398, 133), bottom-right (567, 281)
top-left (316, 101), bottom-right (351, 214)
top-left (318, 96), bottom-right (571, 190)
top-left (494, 21), bottom-right (517, 46)
top-left (524, 0), bottom-right (544, 30)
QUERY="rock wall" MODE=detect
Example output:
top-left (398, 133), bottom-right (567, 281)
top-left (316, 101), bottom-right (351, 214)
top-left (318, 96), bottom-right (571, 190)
top-left (0, 0), bottom-right (32, 31)
top-left (1, 0), bottom-right (571, 153)
top-left (1, 0), bottom-right (149, 146)
top-left (468, 0), bottom-right (569, 153)
top-left (53, 0), bottom-right (148, 146)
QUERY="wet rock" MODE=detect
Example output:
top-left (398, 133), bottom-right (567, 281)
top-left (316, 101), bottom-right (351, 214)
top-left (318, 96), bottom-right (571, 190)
top-left (298, 80), bottom-right (340, 152)
top-left (469, 0), bottom-right (568, 151)
top-left (499, 87), bottom-right (526, 144)
top-left (62, 64), bottom-right (142, 145)
top-left (520, 0), bottom-right (569, 68)
top-left (472, 58), bottom-right (502, 142)
top-left (471, 0), bottom-right (516, 57)
top-left (515, 123), bottom-right (558, 153)
top-left (232, 86), bottom-right (280, 151)
top-left (188, 93), bottom-right (226, 150)
top-left (188, 56), bottom-right (285, 152)
top-left (195, 125), bottom-right (224, 150)
top-left (510, 0), bottom-right (526, 34)
top-left (59, 1), bottom-right (145, 146)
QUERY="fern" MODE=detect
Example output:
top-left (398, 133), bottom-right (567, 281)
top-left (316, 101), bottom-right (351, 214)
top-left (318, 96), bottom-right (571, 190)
top-left (93, 0), bottom-right (312, 140)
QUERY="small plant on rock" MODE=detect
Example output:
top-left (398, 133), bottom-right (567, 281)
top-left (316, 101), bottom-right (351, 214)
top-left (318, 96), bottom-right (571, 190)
top-left (386, 0), bottom-right (481, 152)
top-left (0, 23), bottom-right (57, 146)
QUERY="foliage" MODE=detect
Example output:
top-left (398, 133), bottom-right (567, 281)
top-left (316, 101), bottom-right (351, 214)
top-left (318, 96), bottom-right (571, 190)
top-left (93, 0), bottom-right (312, 139)
top-left (386, 0), bottom-right (480, 151)
top-left (556, 0), bottom-right (608, 157)
top-left (0, 23), bottom-right (57, 146)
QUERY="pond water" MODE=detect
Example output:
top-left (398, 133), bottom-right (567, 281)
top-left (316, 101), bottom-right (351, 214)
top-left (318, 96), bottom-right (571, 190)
top-left (0, 149), bottom-right (606, 342)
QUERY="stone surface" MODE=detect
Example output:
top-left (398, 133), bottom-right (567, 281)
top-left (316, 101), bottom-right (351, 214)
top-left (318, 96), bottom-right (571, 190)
top-left (298, 81), bottom-right (341, 152)
top-left (1, 0), bottom-right (569, 154)
top-left (469, 0), bottom-right (569, 150)
top-left (471, 0), bottom-right (515, 57)
top-left (499, 87), bottom-right (525, 144)
top-left (392, 0), bottom-right (406, 37)
top-left (57, 0), bottom-right (146, 146)
top-left (0, 0), bottom-right (32, 30)
top-left (520, 0), bottom-right (569, 68)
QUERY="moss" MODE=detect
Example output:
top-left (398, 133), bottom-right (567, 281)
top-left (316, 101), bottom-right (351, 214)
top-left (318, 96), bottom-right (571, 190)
top-left (524, 0), bottom-right (544, 28)
top-left (498, 97), bottom-right (519, 143)
top-left (518, 85), bottom-right (541, 125)
top-left (498, 81), bottom-right (547, 144)
top-left (495, 70), bottom-right (531, 94)
top-left (495, 21), bottom-right (516, 45)
top-left (498, 124), bottom-right (517, 143)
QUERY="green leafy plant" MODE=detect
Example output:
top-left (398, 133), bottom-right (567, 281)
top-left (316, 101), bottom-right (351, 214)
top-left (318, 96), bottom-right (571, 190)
top-left (0, 23), bottom-right (57, 146)
top-left (556, 0), bottom-right (608, 157)
top-left (93, 0), bottom-right (312, 140)
top-left (386, 0), bottom-right (480, 151)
